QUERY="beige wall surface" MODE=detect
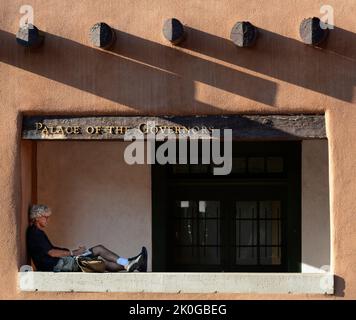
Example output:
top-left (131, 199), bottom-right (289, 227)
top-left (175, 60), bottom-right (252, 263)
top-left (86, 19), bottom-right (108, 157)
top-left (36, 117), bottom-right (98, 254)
top-left (302, 140), bottom-right (330, 273)
top-left (0, 0), bottom-right (356, 299)
top-left (19, 140), bottom-right (35, 267)
top-left (36, 141), bottom-right (152, 271)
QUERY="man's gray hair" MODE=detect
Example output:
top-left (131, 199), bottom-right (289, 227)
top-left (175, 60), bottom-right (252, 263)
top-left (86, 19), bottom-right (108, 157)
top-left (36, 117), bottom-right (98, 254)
top-left (29, 204), bottom-right (52, 221)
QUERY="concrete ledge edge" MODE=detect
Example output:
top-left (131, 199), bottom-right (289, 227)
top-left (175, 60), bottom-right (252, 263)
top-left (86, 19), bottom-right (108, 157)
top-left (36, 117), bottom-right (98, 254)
top-left (18, 272), bottom-right (334, 294)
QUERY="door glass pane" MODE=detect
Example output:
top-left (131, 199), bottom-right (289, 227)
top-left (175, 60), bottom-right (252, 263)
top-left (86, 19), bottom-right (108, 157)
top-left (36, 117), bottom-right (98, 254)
top-left (235, 200), bottom-right (282, 266)
top-left (174, 247), bottom-right (198, 265)
top-left (199, 219), bottom-right (220, 246)
top-left (172, 164), bottom-right (189, 174)
top-left (248, 157), bottom-right (265, 173)
top-left (190, 164), bottom-right (209, 173)
top-left (176, 200), bottom-right (195, 218)
top-left (259, 220), bottom-right (281, 246)
top-left (267, 157), bottom-right (284, 173)
top-left (260, 247), bottom-right (281, 265)
top-left (199, 247), bottom-right (220, 265)
top-left (199, 200), bottom-right (220, 218)
top-left (236, 247), bottom-right (258, 265)
top-left (236, 220), bottom-right (257, 246)
top-left (236, 201), bottom-right (257, 219)
top-left (173, 200), bottom-right (221, 266)
top-left (175, 219), bottom-right (196, 245)
top-left (260, 201), bottom-right (280, 219)
top-left (232, 157), bottom-right (247, 173)
top-left (259, 201), bottom-right (282, 265)
top-left (235, 201), bottom-right (258, 265)
top-left (236, 202), bottom-right (257, 247)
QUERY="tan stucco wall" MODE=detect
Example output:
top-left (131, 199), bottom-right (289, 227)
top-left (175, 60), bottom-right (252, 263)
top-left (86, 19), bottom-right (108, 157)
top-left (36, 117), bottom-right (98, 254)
top-left (36, 141), bottom-right (152, 271)
top-left (19, 140), bottom-right (35, 267)
top-left (302, 140), bottom-right (330, 273)
top-left (0, 0), bottom-right (356, 299)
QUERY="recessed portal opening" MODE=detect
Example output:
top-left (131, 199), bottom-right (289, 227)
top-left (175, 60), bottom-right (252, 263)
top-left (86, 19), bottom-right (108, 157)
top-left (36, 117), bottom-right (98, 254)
top-left (20, 141), bottom-right (152, 271)
top-left (152, 140), bottom-right (330, 272)
top-left (153, 141), bottom-right (302, 272)
top-left (19, 128), bottom-right (330, 275)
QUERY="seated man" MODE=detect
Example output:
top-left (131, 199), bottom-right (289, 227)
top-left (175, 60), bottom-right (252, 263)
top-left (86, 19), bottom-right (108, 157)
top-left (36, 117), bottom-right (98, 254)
top-left (26, 204), bottom-right (147, 272)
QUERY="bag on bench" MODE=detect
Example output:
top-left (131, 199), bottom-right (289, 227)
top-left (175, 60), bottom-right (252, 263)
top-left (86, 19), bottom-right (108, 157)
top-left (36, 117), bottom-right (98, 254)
top-left (76, 256), bottom-right (106, 273)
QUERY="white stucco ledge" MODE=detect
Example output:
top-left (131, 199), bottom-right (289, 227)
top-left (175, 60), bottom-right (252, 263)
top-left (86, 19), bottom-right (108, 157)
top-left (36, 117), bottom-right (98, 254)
top-left (18, 272), bottom-right (334, 294)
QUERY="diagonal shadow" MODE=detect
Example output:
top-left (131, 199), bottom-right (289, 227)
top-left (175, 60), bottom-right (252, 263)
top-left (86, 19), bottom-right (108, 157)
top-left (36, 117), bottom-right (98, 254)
top-left (111, 29), bottom-right (277, 107)
top-left (181, 26), bottom-right (356, 103)
top-left (0, 29), bottom-right (277, 113)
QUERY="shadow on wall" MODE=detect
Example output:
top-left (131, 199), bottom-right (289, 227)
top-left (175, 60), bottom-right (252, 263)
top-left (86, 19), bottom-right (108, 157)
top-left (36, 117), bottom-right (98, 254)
top-left (183, 26), bottom-right (356, 103)
top-left (334, 275), bottom-right (346, 297)
top-left (1, 25), bottom-right (356, 112)
top-left (0, 28), bottom-right (276, 113)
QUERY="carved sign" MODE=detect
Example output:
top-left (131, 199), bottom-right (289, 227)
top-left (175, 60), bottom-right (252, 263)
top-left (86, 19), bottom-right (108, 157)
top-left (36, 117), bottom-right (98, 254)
top-left (22, 115), bottom-right (326, 140)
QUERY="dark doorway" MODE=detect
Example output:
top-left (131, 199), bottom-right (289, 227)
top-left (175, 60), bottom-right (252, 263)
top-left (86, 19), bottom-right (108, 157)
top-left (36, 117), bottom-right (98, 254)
top-left (152, 141), bottom-right (301, 272)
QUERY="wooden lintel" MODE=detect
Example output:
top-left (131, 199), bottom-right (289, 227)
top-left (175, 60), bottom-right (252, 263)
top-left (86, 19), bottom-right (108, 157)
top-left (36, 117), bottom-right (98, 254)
top-left (22, 114), bottom-right (326, 140)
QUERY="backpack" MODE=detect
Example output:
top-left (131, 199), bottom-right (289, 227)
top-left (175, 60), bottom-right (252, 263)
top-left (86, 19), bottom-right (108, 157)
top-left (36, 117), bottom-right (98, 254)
top-left (76, 256), bottom-right (106, 273)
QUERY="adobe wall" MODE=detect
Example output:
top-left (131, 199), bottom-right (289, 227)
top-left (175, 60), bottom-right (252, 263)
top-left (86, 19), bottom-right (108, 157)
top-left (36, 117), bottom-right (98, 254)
top-left (0, 0), bottom-right (355, 299)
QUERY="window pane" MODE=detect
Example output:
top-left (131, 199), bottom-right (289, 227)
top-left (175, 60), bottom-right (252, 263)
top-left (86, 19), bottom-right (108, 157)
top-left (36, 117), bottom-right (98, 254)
top-left (236, 220), bottom-right (257, 246)
top-left (198, 201), bottom-right (220, 218)
top-left (172, 164), bottom-right (189, 174)
top-left (267, 157), bottom-right (284, 173)
top-left (176, 200), bottom-right (196, 218)
top-left (232, 157), bottom-right (247, 173)
top-left (236, 201), bottom-right (257, 219)
top-left (260, 201), bottom-right (281, 219)
top-left (174, 247), bottom-right (198, 265)
top-left (175, 219), bottom-right (196, 245)
top-left (248, 157), bottom-right (265, 173)
top-left (236, 247), bottom-right (258, 265)
top-left (199, 247), bottom-right (220, 265)
top-left (259, 220), bottom-right (281, 246)
top-left (260, 247), bottom-right (282, 265)
top-left (173, 201), bottom-right (221, 265)
top-left (198, 201), bottom-right (220, 246)
top-left (199, 219), bottom-right (220, 246)
top-left (190, 164), bottom-right (209, 173)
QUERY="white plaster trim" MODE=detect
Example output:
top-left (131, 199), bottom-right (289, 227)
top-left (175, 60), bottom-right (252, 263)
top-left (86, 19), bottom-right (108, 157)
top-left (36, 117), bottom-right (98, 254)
top-left (18, 272), bottom-right (334, 294)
